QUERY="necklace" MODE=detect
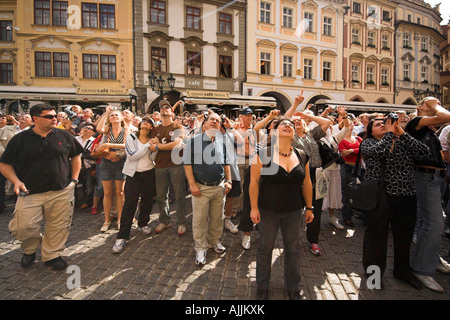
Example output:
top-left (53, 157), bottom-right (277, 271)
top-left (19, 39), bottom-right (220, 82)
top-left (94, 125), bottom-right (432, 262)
top-left (274, 145), bottom-right (293, 157)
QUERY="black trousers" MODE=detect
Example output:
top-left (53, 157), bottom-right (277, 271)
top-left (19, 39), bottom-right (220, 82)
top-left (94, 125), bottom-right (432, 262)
top-left (363, 191), bottom-right (417, 277)
top-left (238, 165), bottom-right (254, 233)
top-left (117, 169), bottom-right (156, 240)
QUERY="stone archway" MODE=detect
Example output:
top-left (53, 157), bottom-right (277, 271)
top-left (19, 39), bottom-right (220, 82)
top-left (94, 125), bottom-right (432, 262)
top-left (402, 97), bottom-right (416, 105)
top-left (147, 90), bottom-right (182, 114)
top-left (261, 91), bottom-right (291, 113)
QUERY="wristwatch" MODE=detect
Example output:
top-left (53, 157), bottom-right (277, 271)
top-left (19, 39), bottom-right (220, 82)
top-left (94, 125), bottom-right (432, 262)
top-left (305, 206), bottom-right (314, 211)
top-left (225, 180), bottom-right (232, 184)
top-left (71, 179), bottom-right (79, 184)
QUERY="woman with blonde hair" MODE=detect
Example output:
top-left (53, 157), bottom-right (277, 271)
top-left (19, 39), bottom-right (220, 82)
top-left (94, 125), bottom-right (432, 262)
top-left (94, 106), bottom-right (130, 232)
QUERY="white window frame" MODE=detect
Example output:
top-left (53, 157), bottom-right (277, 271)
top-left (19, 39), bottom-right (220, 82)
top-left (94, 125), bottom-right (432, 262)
top-left (403, 63), bottom-right (410, 80)
top-left (304, 12), bottom-right (314, 33)
top-left (351, 64), bottom-right (359, 82)
top-left (323, 61), bottom-right (331, 81)
top-left (421, 37), bottom-right (428, 51)
top-left (282, 7), bottom-right (293, 28)
top-left (283, 55), bottom-right (293, 77)
top-left (421, 66), bottom-right (428, 81)
top-left (260, 2), bottom-right (271, 23)
top-left (260, 52), bottom-right (271, 75)
top-left (368, 31), bottom-right (375, 46)
top-left (352, 28), bottom-right (360, 43)
top-left (382, 34), bottom-right (389, 48)
top-left (323, 17), bottom-right (332, 36)
top-left (304, 58), bottom-right (313, 79)
top-left (403, 33), bottom-right (410, 48)
top-left (366, 66), bottom-right (374, 83)
top-left (381, 68), bottom-right (389, 84)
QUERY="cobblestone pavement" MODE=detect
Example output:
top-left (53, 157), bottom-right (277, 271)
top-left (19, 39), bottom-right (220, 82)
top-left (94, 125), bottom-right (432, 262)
top-left (0, 196), bottom-right (449, 301)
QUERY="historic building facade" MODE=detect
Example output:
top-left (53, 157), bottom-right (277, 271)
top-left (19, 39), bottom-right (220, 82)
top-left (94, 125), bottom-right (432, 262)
top-left (394, 0), bottom-right (443, 105)
top-left (243, 0), bottom-right (346, 112)
top-left (134, 0), bottom-right (253, 113)
top-left (441, 21), bottom-right (450, 109)
top-left (0, 0), bottom-right (135, 113)
top-left (341, 0), bottom-right (397, 104)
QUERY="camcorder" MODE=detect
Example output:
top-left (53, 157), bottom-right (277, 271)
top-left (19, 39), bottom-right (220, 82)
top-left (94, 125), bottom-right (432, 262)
top-left (383, 113), bottom-right (399, 124)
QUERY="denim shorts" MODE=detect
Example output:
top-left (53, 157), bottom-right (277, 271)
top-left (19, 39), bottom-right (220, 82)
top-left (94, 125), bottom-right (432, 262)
top-left (99, 157), bottom-right (126, 181)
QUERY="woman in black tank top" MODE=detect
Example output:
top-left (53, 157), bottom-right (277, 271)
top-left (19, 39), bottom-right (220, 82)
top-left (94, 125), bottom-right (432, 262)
top-left (249, 118), bottom-right (313, 300)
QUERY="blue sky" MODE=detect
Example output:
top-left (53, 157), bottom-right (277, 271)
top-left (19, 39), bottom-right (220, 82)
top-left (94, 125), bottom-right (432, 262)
top-left (424, 0), bottom-right (449, 25)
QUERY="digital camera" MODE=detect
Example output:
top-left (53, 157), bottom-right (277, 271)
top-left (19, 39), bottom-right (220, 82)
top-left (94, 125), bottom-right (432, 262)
top-left (384, 112), bottom-right (399, 124)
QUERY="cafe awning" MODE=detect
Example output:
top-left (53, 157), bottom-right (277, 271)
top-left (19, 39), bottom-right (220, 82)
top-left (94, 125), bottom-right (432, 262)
top-left (0, 87), bottom-right (136, 103)
top-left (180, 91), bottom-right (277, 108)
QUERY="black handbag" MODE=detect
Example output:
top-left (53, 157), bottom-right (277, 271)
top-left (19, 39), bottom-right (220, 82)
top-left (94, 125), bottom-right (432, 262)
top-left (318, 138), bottom-right (345, 169)
top-left (343, 149), bottom-right (386, 212)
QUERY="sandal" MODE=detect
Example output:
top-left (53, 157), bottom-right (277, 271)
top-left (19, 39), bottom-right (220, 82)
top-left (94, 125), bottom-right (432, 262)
top-left (100, 222), bottom-right (111, 232)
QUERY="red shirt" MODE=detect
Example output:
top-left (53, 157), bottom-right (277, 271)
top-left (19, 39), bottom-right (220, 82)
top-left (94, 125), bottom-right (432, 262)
top-left (339, 137), bottom-right (362, 163)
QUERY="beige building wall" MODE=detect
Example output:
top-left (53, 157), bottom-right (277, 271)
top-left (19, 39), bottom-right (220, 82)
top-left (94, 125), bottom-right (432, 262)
top-left (395, 0), bottom-right (443, 105)
top-left (244, 0), bottom-right (346, 113)
top-left (342, 0), bottom-right (397, 103)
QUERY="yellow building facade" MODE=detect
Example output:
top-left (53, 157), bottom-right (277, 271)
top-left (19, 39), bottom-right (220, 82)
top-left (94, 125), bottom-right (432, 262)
top-left (0, 0), bottom-right (134, 113)
top-left (342, 0), bottom-right (397, 104)
top-left (244, 0), bottom-right (346, 112)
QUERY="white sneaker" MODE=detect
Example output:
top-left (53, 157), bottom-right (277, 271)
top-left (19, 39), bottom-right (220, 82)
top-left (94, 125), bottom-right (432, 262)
top-left (112, 239), bottom-right (126, 254)
top-left (100, 222), bottom-right (111, 232)
top-left (224, 218), bottom-right (238, 234)
top-left (241, 234), bottom-right (251, 250)
top-left (137, 225), bottom-right (152, 235)
top-left (413, 273), bottom-right (444, 293)
top-left (329, 216), bottom-right (344, 230)
top-left (213, 243), bottom-right (226, 254)
top-left (437, 257), bottom-right (450, 273)
top-left (195, 250), bottom-right (207, 265)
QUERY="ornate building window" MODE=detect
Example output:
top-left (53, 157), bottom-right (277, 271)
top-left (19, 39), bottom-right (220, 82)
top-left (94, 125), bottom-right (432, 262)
top-left (150, 0), bottom-right (166, 24)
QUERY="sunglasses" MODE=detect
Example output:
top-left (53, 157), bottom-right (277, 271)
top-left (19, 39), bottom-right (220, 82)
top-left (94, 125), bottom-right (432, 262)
top-left (160, 105), bottom-right (171, 110)
top-left (36, 114), bottom-right (57, 119)
top-left (141, 119), bottom-right (153, 124)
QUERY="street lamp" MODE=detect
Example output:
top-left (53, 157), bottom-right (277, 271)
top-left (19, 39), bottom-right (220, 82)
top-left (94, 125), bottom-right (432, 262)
top-left (148, 72), bottom-right (176, 96)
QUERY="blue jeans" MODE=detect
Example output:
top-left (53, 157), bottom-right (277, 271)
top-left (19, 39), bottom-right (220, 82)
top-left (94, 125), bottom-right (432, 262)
top-left (411, 171), bottom-right (445, 276)
top-left (155, 165), bottom-right (186, 225)
top-left (256, 207), bottom-right (302, 292)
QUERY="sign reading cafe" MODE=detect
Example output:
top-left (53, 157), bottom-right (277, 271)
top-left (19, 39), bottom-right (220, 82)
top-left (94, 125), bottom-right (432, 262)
top-left (76, 88), bottom-right (129, 95)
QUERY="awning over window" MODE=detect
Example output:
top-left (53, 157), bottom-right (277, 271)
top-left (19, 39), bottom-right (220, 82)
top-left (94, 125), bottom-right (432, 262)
top-left (180, 92), bottom-right (277, 108)
top-left (0, 87), bottom-right (136, 103)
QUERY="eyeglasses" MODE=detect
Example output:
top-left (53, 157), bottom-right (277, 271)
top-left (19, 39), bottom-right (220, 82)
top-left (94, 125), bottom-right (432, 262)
top-left (36, 114), bottom-right (57, 119)
top-left (278, 121), bottom-right (295, 128)
top-left (83, 126), bottom-right (95, 131)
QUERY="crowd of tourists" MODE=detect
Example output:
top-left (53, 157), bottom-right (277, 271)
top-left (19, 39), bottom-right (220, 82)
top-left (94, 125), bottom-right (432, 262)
top-left (0, 95), bottom-right (449, 299)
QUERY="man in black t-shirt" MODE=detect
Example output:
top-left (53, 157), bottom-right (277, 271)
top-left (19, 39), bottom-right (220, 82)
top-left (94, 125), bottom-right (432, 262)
top-left (405, 97), bottom-right (450, 292)
top-left (0, 104), bottom-right (83, 271)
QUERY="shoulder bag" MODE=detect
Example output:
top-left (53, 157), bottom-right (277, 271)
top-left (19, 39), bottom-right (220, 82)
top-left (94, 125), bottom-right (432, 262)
top-left (318, 137), bottom-right (345, 169)
top-left (90, 133), bottom-right (110, 159)
top-left (343, 149), bottom-right (385, 212)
